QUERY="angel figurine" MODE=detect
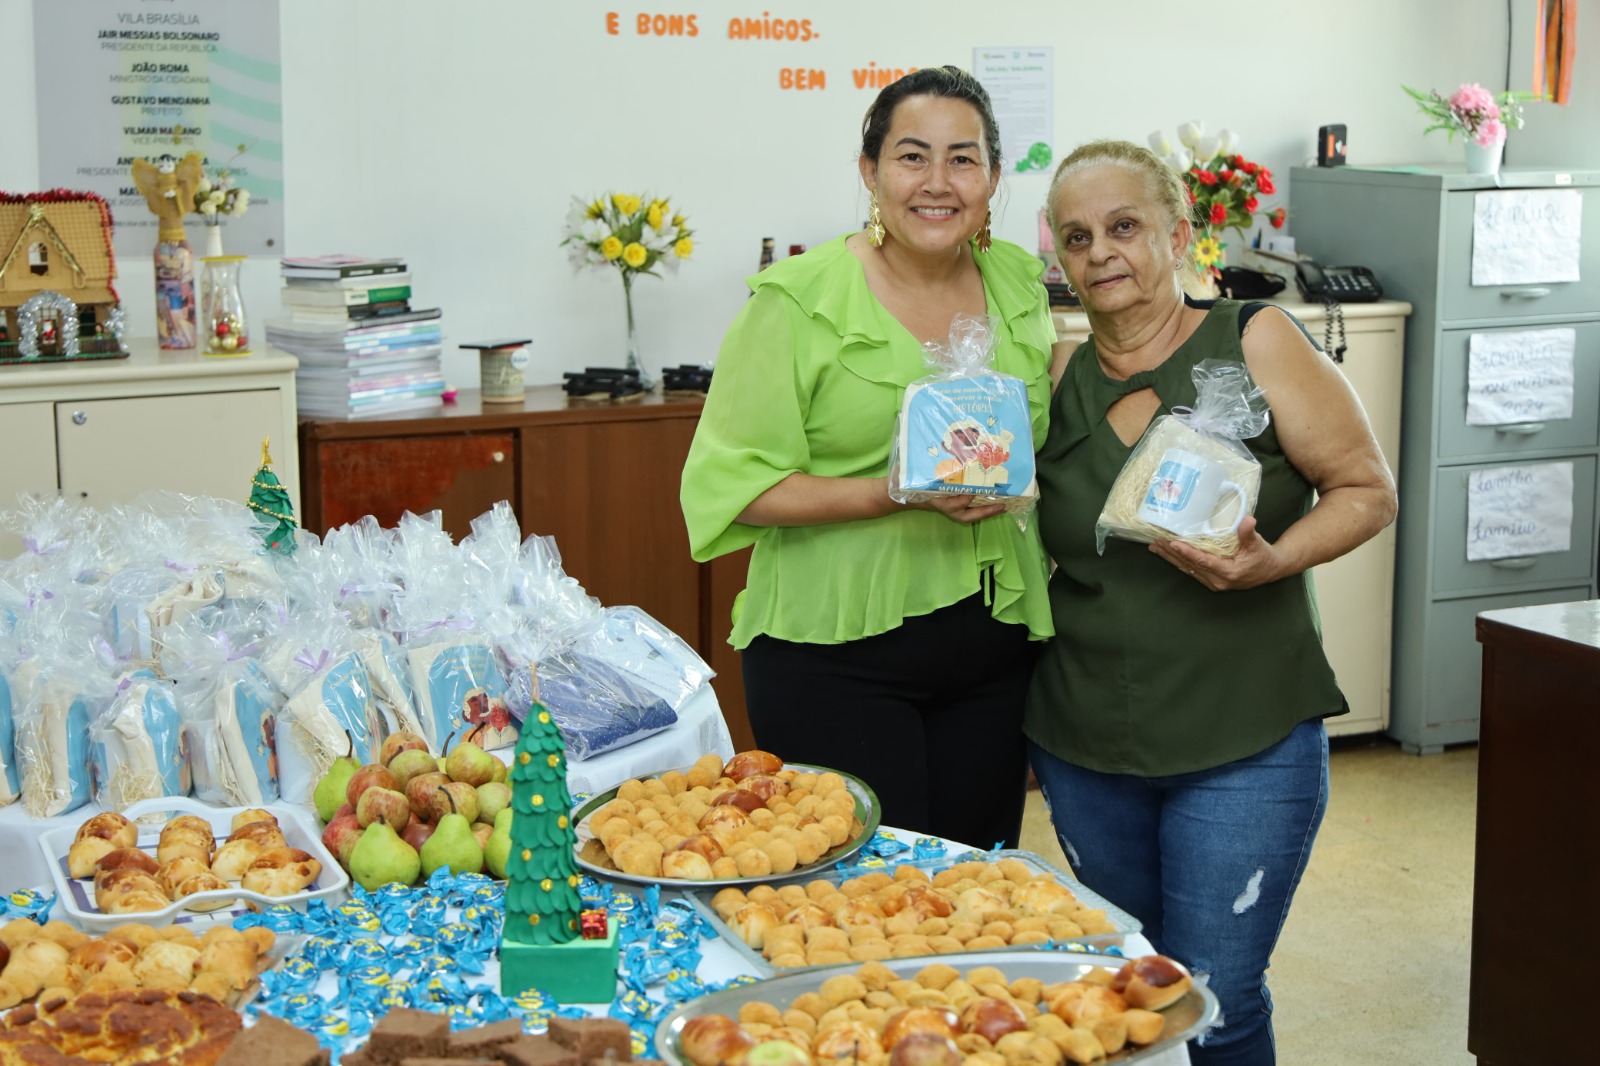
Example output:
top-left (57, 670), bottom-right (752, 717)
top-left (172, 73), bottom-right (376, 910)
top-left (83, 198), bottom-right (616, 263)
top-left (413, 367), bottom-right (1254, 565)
top-left (131, 152), bottom-right (203, 349)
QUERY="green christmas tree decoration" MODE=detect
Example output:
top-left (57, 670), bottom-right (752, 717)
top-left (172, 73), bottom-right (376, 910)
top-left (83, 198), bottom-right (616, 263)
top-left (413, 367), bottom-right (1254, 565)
top-left (503, 701), bottom-right (582, 946)
top-left (499, 697), bottom-right (619, 1004)
top-left (246, 438), bottom-right (297, 555)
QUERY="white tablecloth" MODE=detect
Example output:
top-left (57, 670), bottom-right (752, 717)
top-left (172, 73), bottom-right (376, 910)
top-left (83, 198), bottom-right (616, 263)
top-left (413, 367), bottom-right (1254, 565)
top-left (0, 685), bottom-right (734, 894)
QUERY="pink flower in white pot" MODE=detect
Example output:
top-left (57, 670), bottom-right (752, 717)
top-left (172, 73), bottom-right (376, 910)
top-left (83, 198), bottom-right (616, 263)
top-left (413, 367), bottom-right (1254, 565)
top-left (1475, 118), bottom-right (1507, 147)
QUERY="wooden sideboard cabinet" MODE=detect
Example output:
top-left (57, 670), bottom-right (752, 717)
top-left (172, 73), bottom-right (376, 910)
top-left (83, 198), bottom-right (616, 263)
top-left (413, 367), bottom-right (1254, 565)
top-left (0, 339), bottom-right (301, 558)
top-left (298, 387), bottom-right (754, 747)
top-left (1471, 600), bottom-right (1600, 1065)
top-left (1052, 297), bottom-right (1410, 737)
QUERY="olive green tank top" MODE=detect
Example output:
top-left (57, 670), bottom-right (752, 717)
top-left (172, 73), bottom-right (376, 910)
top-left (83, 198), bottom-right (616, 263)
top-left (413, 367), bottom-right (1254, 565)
top-left (1024, 300), bottom-right (1345, 777)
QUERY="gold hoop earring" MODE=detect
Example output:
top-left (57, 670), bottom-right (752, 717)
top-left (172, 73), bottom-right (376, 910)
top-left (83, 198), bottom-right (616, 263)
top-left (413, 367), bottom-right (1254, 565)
top-left (975, 208), bottom-right (993, 253)
top-left (866, 193), bottom-right (885, 247)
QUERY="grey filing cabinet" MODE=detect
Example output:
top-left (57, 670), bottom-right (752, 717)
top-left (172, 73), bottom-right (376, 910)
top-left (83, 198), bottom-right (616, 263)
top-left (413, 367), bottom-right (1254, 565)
top-left (1290, 166), bottom-right (1600, 753)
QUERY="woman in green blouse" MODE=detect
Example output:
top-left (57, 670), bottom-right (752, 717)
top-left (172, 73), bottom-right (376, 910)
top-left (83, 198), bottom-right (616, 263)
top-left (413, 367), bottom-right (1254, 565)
top-left (680, 66), bottom-right (1055, 849)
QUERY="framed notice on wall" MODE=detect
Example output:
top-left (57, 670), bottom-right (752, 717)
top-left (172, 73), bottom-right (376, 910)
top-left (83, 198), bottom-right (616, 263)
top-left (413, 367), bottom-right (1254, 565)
top-left (972, 47), bottom-right (1054, 175)
top-left (32, 0), bottom-right (284, 262)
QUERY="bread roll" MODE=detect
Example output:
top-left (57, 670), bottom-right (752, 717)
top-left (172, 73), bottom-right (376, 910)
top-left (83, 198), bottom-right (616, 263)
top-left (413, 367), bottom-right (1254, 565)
top-left (66, 838), bottom-right (120, 880)
top-left (207, 839), bottom-right (263, 882)
top-left (74, 812), bottom-right (138, 850)
top-left (1111, 955), bottom-right (1192, 1012)
top-left (229, 809), bottom-right (277, 832)
top-left (239, 847), bottom-right (320, 896)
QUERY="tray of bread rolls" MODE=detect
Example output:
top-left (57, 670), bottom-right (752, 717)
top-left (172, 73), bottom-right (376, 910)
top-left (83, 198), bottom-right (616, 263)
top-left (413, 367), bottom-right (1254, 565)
top-left (39, 796), bottom-right (349, 932)
top-left (571, 751), bottom-right (882, 889)
top-left (689, 852), bottom-right (1142, 975)
top-left (653, 949), bottom-right (1218, 1066)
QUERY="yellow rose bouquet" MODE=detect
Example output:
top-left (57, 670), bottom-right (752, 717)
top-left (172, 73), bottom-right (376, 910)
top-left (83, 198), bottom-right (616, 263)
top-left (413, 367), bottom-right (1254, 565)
top-left (561, 192), bottom-right (694, 383)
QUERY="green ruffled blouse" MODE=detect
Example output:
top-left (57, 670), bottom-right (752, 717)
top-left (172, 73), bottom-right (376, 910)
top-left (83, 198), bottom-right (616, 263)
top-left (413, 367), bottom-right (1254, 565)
top-left (681, 234), bottom-right (1057, 649)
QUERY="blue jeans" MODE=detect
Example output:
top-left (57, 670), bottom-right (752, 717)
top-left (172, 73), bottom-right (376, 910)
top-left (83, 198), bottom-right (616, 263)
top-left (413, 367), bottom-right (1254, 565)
top-left (1028, 719), bottom-right (1328, 1066)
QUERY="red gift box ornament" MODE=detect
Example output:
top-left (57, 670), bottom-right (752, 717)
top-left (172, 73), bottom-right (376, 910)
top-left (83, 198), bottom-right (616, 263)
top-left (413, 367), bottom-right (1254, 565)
top-left (580, 908), bottom-right (608, 940)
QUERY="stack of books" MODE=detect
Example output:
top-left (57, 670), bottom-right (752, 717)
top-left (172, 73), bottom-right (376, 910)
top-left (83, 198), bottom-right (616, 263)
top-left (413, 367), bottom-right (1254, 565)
top-left (267, 256), bottom-right (447, 419)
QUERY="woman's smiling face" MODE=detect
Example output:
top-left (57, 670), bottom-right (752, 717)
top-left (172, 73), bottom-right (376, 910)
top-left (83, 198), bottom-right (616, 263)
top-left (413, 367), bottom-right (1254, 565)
top-left (861, 94), bottom-right (999, 258)
top-left (1051, 163), bottom-right (1188, 315)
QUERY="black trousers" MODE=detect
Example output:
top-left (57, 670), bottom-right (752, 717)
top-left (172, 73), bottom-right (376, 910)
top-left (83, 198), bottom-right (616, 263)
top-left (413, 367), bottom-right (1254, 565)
top-left (741, 593), bottom-right (1037, 850)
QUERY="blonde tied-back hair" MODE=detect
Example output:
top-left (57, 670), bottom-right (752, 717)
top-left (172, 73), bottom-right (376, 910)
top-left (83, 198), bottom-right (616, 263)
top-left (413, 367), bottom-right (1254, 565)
top-left (1046, 139), bottom-right (1197, 281)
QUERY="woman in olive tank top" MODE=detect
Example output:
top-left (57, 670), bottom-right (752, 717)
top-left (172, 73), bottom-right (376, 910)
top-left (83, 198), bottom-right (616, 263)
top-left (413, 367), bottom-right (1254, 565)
top-left (1027, 142), bottom-right (1396, 1066)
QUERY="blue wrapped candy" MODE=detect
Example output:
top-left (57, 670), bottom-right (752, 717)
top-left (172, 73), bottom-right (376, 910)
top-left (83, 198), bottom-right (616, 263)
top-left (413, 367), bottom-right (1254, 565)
top-left (1, 890), bottom-right (54, 924)
top-left (912, 836), bottom-right (948, 861)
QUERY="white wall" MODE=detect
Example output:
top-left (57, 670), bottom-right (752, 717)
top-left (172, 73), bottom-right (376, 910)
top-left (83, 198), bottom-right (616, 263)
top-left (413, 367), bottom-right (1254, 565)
top-left (4, 0), bottom-right (1582, 389)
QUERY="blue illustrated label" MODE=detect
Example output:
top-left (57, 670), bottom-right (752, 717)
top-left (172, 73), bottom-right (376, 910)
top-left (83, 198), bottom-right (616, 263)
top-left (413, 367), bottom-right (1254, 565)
top-left (420, 644), bottom-right (509, 751)
top-left (1144, 459), bottom-right (1201, 514)
top-left (322, 656), bottom-right (379, 765)
top-left (899, 376), bottom-right (1035, 497)
top-left (0, 672), bottom-right (16, 798)
top-left (236, 660), bottom-right (282, 803)
top-left (89, 670), bottom-right (188, 803)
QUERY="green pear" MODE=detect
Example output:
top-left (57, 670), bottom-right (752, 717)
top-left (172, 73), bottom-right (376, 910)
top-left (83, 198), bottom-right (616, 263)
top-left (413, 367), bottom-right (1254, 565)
top-left (420, 802), bottom-right (484, 877)
top-left (484, 808), bottom-right (513, 879)
top-left (314, 733), bottom-right (362, 823)
top-left (348, 821), bottom-right (421, 891)
top-left (475, 781), bottom-right (512, 824)
top-left (490, 759), bottom-right (509, 785)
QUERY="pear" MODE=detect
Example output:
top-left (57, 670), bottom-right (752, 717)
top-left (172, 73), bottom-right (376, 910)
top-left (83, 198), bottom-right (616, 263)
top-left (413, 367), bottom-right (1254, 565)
top-left (348, 821), bottom-right (421, 891)
top-left (420, 794), bottom-right (484, 877)
top-left (314, 732), bottom-right (361, 823)
top-left (445, 741), bottom-right (498, 787)
top-left (484, 808), bottom-right (513, 879)
top-left (475, 781), bottom-right (512, 824)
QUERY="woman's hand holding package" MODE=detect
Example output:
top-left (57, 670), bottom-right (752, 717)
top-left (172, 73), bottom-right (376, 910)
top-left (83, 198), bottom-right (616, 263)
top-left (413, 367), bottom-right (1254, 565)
top-left (912, 492), bottom-right (1008, 525)
top-left (1151, 516), bottom-right (1289, 591)
top-left (1155, 309), bottom-right (1396, 590)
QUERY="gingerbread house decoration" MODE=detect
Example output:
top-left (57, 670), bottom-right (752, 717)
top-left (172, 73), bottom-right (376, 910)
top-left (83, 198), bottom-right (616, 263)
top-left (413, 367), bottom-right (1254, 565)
top-left (0, 190), bottom-right (126, 360)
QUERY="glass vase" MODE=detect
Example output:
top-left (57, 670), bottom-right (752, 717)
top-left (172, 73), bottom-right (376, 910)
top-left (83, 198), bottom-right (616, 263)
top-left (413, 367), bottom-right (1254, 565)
top-left (154, 237), bottom-right (197, 350)
top-left (200, 256), bottom-right (252, 357)
top-left (621, 272), bottom-right (653, 389)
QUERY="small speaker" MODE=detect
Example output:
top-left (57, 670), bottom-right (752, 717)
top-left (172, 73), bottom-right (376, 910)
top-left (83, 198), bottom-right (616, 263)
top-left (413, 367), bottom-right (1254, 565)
top-left (1317, 124), bottom-right (1348, 167)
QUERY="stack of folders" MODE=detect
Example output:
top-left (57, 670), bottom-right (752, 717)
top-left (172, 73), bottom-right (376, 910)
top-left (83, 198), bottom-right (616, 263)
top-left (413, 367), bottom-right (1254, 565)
top-left (268, 256), bottom-right (446, 419)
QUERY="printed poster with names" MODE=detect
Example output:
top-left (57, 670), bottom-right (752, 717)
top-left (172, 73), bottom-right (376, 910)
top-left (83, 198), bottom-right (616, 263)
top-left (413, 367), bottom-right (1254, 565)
top-left (1466, 328), bottom-right (1576, 425)
top-left (1466, 461), bottom-right (1574, 562)
top-left (1471, 189), bottom-right (1582, 287)
top-left (32, 0), bottom-right (284, 263)
top-left (972, 47), bottom-right (1054, 174)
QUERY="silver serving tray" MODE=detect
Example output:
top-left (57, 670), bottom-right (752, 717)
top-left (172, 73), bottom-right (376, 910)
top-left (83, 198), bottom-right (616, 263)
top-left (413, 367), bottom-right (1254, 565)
top-left (571, 762), bottom-right (883, 890)
top-left (654, 949), bottom-right (1218, 1065)
top-left (686, 848), bottom-right (1142, 976)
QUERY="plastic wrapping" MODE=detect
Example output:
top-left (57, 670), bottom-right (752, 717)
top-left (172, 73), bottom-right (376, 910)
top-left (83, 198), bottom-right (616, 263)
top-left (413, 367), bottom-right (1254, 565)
top-left (163, 608), bottom-right (284, 807)
top-left (888, 314), bottom-right (1038, 522)
top-left (264, 610), bottom-right (381, 806)
top-left (88, 668), bottom-right (188, 812)
top-left (0, 662), bottom-right (18, 807)
top-left (13, 646), bottom-right (113, 819)
top-left (528, 649), bottom-right (679, 761)
top-left (1095, 359), bottom-right (1270, 557)
top-left (391, 511), bottom-right (515, 751)
top-left (580, 606), bottom-right (712, 714)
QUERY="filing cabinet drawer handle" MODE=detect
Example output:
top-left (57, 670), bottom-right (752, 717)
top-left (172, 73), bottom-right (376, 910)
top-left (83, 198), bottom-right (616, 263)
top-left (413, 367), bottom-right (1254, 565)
top-left (1493, 422), bottom-right (1547, 436)
top-left (1488, 556), bottom-right (1539, 570)
top-left (1500, 287), bottom-right (1553, 299)
top-left (71, 411), bottom-right (87, 425)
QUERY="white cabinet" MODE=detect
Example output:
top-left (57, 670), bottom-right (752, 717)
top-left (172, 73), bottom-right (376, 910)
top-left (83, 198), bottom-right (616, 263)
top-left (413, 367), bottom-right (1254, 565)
top-left (1052, 297), bottom-right (1411, 737)
top-left (0, 340), bottom-right (299, 558)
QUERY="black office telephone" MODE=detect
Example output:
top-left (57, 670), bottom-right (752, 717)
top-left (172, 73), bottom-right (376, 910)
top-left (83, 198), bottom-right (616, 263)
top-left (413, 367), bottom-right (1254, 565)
top-left (1295, 259), bottom-right (1383, 303)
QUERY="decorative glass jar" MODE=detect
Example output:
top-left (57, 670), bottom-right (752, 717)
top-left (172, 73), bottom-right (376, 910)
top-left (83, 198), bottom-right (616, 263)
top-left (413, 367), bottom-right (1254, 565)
top-left (199, 255), bottom-right (251, 357)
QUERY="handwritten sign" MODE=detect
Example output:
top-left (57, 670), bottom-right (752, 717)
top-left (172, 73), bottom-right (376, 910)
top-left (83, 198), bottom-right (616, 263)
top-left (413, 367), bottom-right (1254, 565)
top-left (1466, 328), bottom-right (1576, 425)
top-left (1471, 189), bottom-right (1583, 286)
top-left (1466, 461), bottom-right (1574, 561)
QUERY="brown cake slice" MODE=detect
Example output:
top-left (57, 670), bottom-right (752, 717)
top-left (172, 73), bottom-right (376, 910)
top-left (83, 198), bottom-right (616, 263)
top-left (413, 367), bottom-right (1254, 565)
top-left (497, 1035), bottom-right (583, 1066)
top-left (397, 1059), bottom-right (500, 1066)
top-left (546, 1018), bottom-right (632, 1062)
top-left (365, 1007), bottom-right (450, 1061)
top-left (446, 1019), bottom-right (526, 1056)
top-left (216, 1013), bottom-right (328, 1066)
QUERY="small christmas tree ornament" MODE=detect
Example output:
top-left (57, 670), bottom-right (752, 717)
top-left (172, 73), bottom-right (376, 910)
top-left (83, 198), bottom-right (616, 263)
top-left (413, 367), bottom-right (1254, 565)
top-left (499, 698), bottom-right (619, 1003)
top-left (247, 438), bottom-right (297, 555)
